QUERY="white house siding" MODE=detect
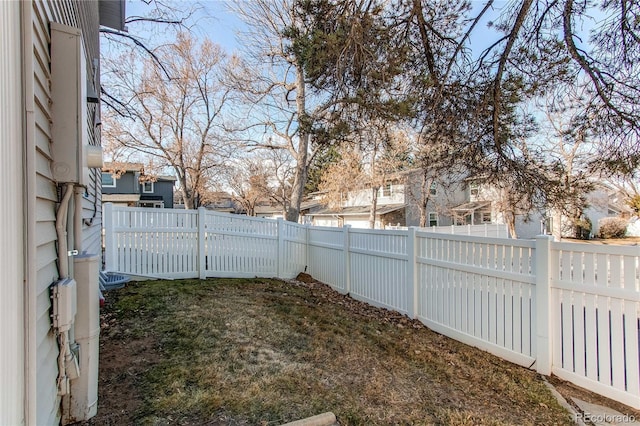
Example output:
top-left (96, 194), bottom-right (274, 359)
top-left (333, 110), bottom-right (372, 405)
top-left (0, 2), bottom-right (25, 424)
top-left (23, 1), bottom-right (103, 424)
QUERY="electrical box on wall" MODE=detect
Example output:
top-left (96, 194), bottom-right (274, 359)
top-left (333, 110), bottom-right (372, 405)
top-left (51, 278), bottom-right (77, 333)
top-left (50, 22), bottom-right (101, 185)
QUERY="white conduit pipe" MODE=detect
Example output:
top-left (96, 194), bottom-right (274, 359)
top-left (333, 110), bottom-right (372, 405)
top-left (74, 186), bottom-right (84, 254)
top-left (54, 183), bottom-right (76, 396)
top-left (56, 183), bottom-right (74, 279)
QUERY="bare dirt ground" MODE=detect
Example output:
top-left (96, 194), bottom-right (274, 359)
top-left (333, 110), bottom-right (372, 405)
top-left (79, 276), bottom-right (637, 425)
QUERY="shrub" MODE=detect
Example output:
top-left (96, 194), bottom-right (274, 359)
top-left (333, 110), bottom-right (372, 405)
top-left (573, 217), bottom-right (592, 240)
top-left (597, 217), bottom-right (628, 239)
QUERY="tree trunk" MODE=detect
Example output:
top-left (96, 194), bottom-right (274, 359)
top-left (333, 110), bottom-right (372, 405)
top-left (369, 187), bottom-right (379, 229)
top-left (506, 210), bottom-right (518, 239)
top-left (286, 136), bottom-right (309, 222)
top-left (285, 65), bottom-right (310, 223)
top-left (179, 179), bottom-right (193, 209)
top-left (419, 197), bottom-right (428, 227)
top-left (418, 173), bottom-right (431, 228)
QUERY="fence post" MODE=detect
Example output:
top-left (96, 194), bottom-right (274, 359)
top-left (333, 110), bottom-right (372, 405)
top-left (305, 224), bottom-right (310, 273)
top-left (535, 235), bottom-right (553, 375)
top-left (344, 225), bottom-right (351, 294)
top-left (103, 203), bottom-right (115, 271)
top-left (277, 218), bottom-right (284, 278)
top-left (406, 227), bottom-right (418, 319)
top-left (198, 207), bottom-right (206, 279)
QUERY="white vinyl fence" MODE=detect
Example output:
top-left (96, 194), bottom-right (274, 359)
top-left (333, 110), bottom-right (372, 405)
top-left (103, 204), bottom-right (640, 409)
top-left (103, 204), bottom-right (306, 279)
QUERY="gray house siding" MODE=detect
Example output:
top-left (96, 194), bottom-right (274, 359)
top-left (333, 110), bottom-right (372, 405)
top-left (104, 169), bottom-right (175, 208)
top-left (17, 1), bottom-right (103, 424)
top-left (103, 171), bottom-right (138, 194)
top-left (404, 171), bottom-right (468, 228)
top-left (140, 179), bottom-right (175, 208)
top-left (0, 2), bottom-right (25, 423)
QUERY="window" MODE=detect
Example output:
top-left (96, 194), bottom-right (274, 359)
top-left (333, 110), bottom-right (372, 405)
top-left (138, 200), bottom-right (164, 208)
top-left (429, 212), bottom-right (438, 227)
top-left (481, 212), bottom-right (492, 223)
top-left (142, 182), bottom-right (154, 193)
top-left (430, 182), bottom-right (437, 196)
top-left (102, 172), bottom-right (116, 188)
top-left (380, 183), bottom-right (392, 197)
top-left (470, 182), bottom-right (479, 197)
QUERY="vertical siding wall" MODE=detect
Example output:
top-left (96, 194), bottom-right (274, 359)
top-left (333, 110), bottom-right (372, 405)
top-left (104, 206), bottom-right (640, 409)
top-left (24, 1), bottom-right (102, 424)
top-left (0, 2), bottom-right (25, 424)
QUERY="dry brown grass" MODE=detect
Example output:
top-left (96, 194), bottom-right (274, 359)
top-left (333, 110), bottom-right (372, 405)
top-left (87, 278), bottom-right (574, 425)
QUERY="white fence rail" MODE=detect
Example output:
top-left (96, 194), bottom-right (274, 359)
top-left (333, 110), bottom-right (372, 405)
top-left (103, 204), bottom-right (640, 409)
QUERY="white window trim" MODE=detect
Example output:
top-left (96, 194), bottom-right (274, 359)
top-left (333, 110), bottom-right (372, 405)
top-left (102, 172), bottom-right (116, 188)
top-left (379, 183), bottom-right (392, 198)
top-left (142, 181), bottom-right (154, 193)
top-left (428, 212), bottom-right (438, 227)
top-left (138, 200), bottom-right (164, 208)
top-left (429, 182), bottom-right (437, 196)
top-left (470, 182), bottom-right (480, 197)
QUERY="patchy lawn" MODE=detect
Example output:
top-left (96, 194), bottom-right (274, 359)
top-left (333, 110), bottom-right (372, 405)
top-left (86, 277), bottom-right (574, 425)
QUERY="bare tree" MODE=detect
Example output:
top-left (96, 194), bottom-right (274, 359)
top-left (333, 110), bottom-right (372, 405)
top-left (318, 124), bottom-right (410, 229)
top-left (227, 0), bottom-right (345, 223)
top-left (221, 150), bottom-right (296, 216)
top-left (318, 147), bottom-right (363, 210)
top-left (220, 159), bottom-right (269, 216)
top-left (102, 32), bottom-right (234, 209)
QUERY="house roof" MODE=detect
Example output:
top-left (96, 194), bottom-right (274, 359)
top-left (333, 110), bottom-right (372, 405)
top-left (103, 162), bottom-right (176, 182)
top-left (300, 199), bottom-right (323, 210)
top-left (103, 193), bottom-right (140, 203)
top-left (103, 162), bottom-right (144, 172)
top-left (254, 205), bottom-right (282, 215)
top-left (451, 201), bottom-right (492, 212)
top-left (307, 204), bottom-right (406, 217)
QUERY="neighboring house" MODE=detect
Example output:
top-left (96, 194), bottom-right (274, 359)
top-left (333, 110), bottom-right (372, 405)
top-left (306, 180), bottom-right (411, 229)
top-left (255, 204), bottom-right (285, 219)
top-left (305, 169), bottom-right (626, 238)
top-left (254, 198), bottom-right (323, 222)
top-left (536, 184), bottom-right (633, 240)
top-left (102, 162), bottom-right (176, 208)
top-left (406, 173), bottom-right (628, 239)
top-left (206, 192), bottom-right (238, 213)
top-left (1, 1), bottom-right (124, 424)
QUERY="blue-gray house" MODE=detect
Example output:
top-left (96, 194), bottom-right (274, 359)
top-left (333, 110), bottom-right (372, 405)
top-left (102, 162), bottom-right (176, 208)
